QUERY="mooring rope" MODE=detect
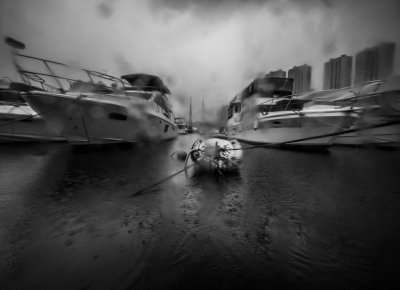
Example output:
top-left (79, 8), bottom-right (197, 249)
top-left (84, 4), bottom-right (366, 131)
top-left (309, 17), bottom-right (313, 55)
top-left (229, 118), bottom-right (400, 151)
top-left (132, 162), bottom-right (196, 196)
top-left (130, 118), bottom-right (400, 196)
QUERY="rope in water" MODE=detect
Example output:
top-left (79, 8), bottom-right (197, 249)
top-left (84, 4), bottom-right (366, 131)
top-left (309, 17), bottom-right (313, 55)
top-left (229, 118), bottom-right (400, 151)
top-left (131, 118), bottom-right (400, 196)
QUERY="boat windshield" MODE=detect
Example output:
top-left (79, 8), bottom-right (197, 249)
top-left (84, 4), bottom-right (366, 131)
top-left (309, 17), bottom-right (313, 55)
top-left (125, 91), bottom-right (153, 100)
top-left (258, 98), bottom-right (309, 114)
top-left (242, 77), bottom-right (293, 99)
top-left (228, 102), bottom-right (241, 119)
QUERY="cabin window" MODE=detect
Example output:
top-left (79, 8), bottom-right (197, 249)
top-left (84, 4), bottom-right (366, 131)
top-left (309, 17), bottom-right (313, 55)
top-left (258, 105), bottom-right (271, 115)
top-left (164, 124), bottom-right (169, 132)
top-left (234, 104), bottom-right (241, 113)
top-left (108, 112), bottom-right (127, 121)
top-left (228, 107), bottom-right (233, 119)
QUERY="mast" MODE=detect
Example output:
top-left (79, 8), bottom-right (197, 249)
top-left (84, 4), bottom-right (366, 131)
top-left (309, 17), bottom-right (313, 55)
top-left (202, 98), bottom-right (205, 122)
top-left (189, 96), bottom-right (192, 128)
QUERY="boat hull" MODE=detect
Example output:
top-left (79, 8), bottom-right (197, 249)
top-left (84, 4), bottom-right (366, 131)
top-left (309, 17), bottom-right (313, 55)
top-left (24, 92), bottom-right (178, 145)
top-left (334, 122), bottom-right (400, 146)
top-left (228, 109), bottom-right (359, 147)
top-left (334, 108), bottom-right (400, 146)
top-left (190, 136), bottom-right (243, 173)
top-left (0, 105), bottom-right (64, 143)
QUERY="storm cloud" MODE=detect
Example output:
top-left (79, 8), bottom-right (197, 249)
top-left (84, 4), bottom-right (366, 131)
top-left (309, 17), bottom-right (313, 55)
top-left (0, 0), bottom-right (399, 121)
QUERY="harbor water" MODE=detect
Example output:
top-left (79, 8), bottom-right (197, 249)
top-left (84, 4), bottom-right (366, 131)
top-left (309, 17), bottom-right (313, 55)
top-left (1, 135), bottom-right (400, 289)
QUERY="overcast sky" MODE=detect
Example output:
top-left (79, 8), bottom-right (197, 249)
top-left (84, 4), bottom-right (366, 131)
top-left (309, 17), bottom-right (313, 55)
top-left (0, 0), bottom-right (399, 120)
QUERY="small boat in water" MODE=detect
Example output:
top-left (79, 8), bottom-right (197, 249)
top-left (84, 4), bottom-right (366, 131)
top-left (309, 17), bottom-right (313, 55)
top-left (7, 43), bottom-right (178, 145)
top-left (189, 134), bottom-right (243, 173)
top-left (0, 80), bottom-right (64, 143)
top-left (175, 117), bottom-right (188, 134)
top-left (227, 77), bottom-right (360, 147)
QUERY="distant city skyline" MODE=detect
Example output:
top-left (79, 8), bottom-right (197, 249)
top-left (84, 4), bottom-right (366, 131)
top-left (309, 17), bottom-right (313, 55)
top-left (265, 41), bottom-right (395, 93)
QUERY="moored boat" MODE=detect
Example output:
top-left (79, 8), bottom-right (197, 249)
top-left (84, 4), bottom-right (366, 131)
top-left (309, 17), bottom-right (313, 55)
top-left (227, 77), bottom-right (360, 147)
top-left (189, 133), bottom-right (243, 173)
top-left (175, 117), bottom-right (188, 134)
top-left (8, 47), bottom-right (178, 145)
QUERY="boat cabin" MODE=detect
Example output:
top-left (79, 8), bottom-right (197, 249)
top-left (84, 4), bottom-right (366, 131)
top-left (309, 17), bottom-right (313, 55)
top-left (228, 94), bottom-right (242, 119)
top-left (241, 77), bottom-right (294, 99)
top-left (121, 74), bottom-right (174, 119)
top-left (229, 77), bottom-right (311, 118)
top-left (121, 74), bottom-right (170, 94)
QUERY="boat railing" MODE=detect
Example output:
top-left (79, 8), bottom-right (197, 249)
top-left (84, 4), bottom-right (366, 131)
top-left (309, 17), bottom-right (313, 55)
top-left (12, 52), bottom-right (128, 95)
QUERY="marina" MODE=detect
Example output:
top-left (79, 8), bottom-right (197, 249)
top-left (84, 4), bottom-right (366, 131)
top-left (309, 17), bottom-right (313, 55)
top-left (1, 0), bottom-right (400, 289)
top-left (1, 38), bottom-right (400, 290)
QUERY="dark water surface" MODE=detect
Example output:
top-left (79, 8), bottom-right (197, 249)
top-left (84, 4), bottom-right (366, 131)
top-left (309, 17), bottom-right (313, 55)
top-left (1, 135), bottom-right (400, 289)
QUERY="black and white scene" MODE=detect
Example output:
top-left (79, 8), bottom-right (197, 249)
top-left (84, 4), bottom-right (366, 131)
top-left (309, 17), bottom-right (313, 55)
top-left (1, 0), bottom-right (400, 289)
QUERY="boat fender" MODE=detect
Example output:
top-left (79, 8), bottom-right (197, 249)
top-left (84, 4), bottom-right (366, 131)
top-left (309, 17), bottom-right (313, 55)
top-left (170, 150), bottom-right (188, 161)
top-left (176, 151), bottom-right (187, 161)
top-left (293, 109), bottom-right (305, 117)
top-left (253, 119), bottom-right (258, 130)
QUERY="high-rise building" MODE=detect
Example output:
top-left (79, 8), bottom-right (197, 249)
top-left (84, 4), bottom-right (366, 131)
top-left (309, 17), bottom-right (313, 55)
top-left (377, 42), bottom-right (396, 80)
top-left (265, 69), bottom-right (286, 78)
top-left (288, 64), bottom-right (311, 94)
top-left (354, 42), bottom-right (396, 84)
top-left (323, 54), bottom-right (352, 89)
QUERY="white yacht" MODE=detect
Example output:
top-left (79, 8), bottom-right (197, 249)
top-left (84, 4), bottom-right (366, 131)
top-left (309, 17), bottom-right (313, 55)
top-left (10, 52), bottom-right (178, 145)
top-left (175, 117), bottom-right (188, 134)
top-left (227, 77), bottom-right (360, 147)
top-left (0, 81), bottom-right (64, 143)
